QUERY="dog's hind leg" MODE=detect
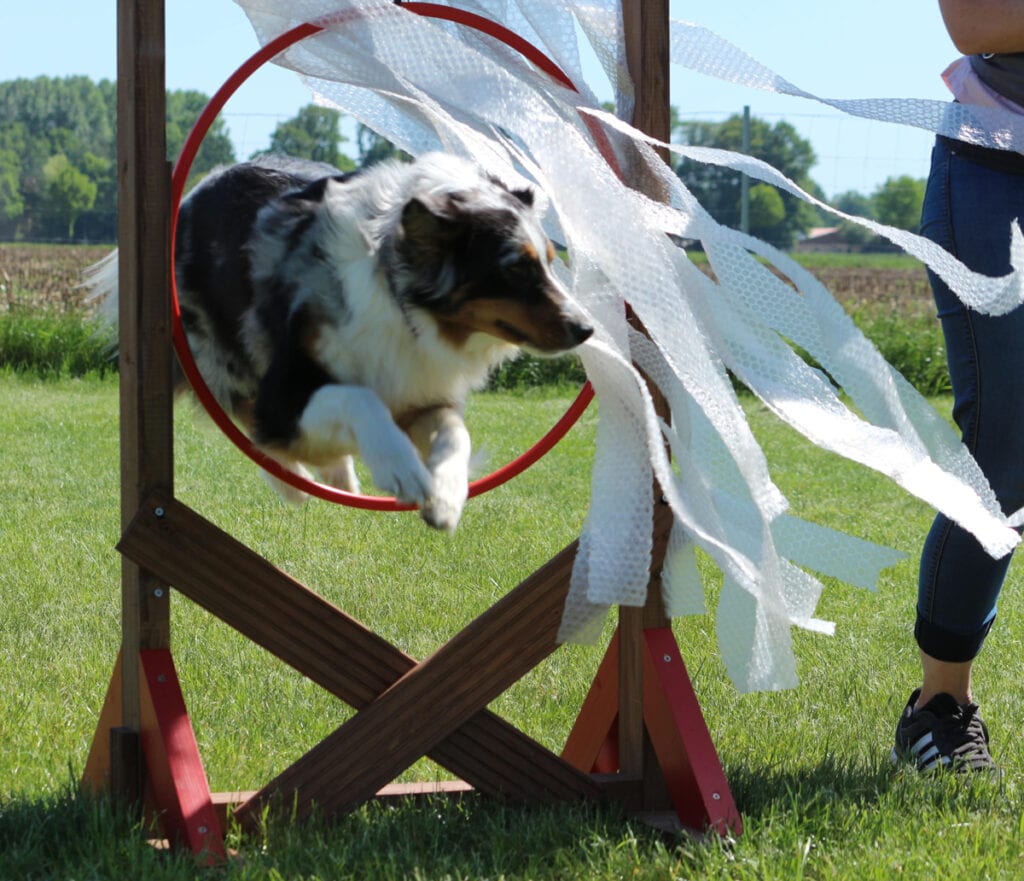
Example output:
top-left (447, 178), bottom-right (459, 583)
top-left (403, 405), bottom-right (471, 533)
top-left (317, 455), bottom-right (360, 493)
top-left (257, 452), bottom-right (316, 506)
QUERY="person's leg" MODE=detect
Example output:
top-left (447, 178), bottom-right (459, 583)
top-left (917, 138), bottom-right (1024, 686)
top-left (917, 653), bottom-right (972, 707)
top-left (894, 137), bottom-right (1024, 770)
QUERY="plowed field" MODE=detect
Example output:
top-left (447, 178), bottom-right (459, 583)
top-left (1, 244), bottom-right (111, 313)
top-left (1, 243), bottom-right (933, 316)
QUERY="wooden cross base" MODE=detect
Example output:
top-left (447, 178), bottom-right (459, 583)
top-left (82, 649), bottom-right (225, 863)
top-left (562, 629), bottom-right (741, 835)
top-left (83, 493), bottom-right (739, 859)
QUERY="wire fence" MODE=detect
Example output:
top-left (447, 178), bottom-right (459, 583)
top-left (673, 108), bottom-right (935, 200)
top-left (222, 106), bottom-right (935, 200)
top-left (2, 108), bottom-right (934, 246)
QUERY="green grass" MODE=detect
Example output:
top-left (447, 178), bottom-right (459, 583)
top-left (788, 251), bottom-right (925, 271)
top-left (685, 249), bottom-right (925, 272)
top-left (0, 311), bottom-right (115, 378)
top-left (3, 375), bottom-right (1024, 878)
top-left (0, 245), bottom-right (947, 394)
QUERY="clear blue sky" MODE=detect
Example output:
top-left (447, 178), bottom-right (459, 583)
top-left (2, 1), bottom-right (957, 199)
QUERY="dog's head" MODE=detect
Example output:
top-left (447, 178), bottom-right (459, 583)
top-left (388, 159), bottom-right (592, 355)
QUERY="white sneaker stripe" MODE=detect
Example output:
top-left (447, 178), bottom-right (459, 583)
top-left (910, 733), bottom-right (933, 756)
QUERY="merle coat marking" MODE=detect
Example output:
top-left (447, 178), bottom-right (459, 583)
top-left (90, 153), bottom-right (592, 531)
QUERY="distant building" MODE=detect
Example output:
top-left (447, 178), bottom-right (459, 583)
top-left (795, 226), bottom-right (853, 253)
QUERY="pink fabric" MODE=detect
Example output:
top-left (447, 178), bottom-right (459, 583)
top-left (943, 55), bottom-right (1024, 117)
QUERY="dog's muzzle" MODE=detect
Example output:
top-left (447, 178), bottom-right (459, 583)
top-left (563, 317), bottom-right (594, 348)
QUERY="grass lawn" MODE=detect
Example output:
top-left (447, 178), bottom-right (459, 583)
top-left (2, 375), bottom-right (1023, 879)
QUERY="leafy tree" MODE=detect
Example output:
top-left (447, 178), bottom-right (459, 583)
top-left (872, 175), bottom-right (926, 232)
top-left (747, 183), bottom-right (786, 236)
top-left (827, 188), bottom-right (878, 249)
top-left (0, 76), bottom-right (115, 167)
top-left (41, 154), bottom-right (96, 239)
top-left (674, 113), bottom-right (819, 249)
top-left (0, 77), bottom-right (238, 241)
top-left (356, 123), bottom-right (409, 168)
top-left (833, 189), bottom-right (874, 219)
top-left (166, 89), bottom-right (236, 189)
top-left (836, 219), bottom-right (879, 249)
top-left (0, 77), bottom-right (115, 240)
top-left (0, 148), bottom-right (23, 224)
top-left (74, 151), bottom-right (115, 242)
top-left (264, 105), bottom-right (355, 170)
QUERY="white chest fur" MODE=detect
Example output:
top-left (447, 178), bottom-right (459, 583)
top-left (308, 258), bottom-right (514, 414)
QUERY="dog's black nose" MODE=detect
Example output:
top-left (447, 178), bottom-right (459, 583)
top-left (568, 320), bottom-right (594, 346)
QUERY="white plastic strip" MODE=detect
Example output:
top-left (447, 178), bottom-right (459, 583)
top-left (229, 0), bottom-right (1024, 690)
top-left (670, 17), bottom-right (1024, 152)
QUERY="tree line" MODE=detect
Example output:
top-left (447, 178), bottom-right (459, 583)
top-left (673, 112), bottom-right (926, 249)
top-left (1, 78), bottom-right (237, 242)
top-left (0, 75), bottom-right (923, 248)
top-left (0, 76), bottom-right (400, 244)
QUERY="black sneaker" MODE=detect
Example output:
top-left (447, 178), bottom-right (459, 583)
top-left (891, 688), bottom-right (997, 773)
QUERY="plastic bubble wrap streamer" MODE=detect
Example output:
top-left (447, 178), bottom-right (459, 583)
top-left (234, 0), bottom-right (1024, 691)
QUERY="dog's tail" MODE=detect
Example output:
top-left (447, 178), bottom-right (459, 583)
top-left (79, 250), bottom-right (120, 369)
top-left (81, 249), bottom-right (120, 335)
top-left (81, 250), bottom-right (191, 389)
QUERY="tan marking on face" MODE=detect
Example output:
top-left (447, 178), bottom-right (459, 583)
top-left (546, 240), bottom-right (556, 264)
top-left (436, 294), bottom-right (576, 352)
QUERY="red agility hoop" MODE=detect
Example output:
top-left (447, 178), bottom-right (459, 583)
top-left (170, 2), bottom-right (595, 511)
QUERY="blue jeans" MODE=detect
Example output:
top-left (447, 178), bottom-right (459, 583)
top-left (917, 135), bottom-right (1024, 663)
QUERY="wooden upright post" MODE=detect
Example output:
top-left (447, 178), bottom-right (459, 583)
top-left (623, 0), bottom-right (671, 156)
top-left (115, 0), bottom-right (173, 745)
top-left (619, 0), bottom-right (672, 801)
top-left (84, 0), bottom-right (224, 860)
top-left (562, 0), bottom-right (742, 833)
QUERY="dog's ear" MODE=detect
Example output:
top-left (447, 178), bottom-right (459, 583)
top-left (511, 187), bottom-right (534, 207)
top-left (282, 174), bottom-right (350, 207)
top-left (485, 171), bottom-right (534, 208)
top-left (400, 195), bottom-right (465, 248)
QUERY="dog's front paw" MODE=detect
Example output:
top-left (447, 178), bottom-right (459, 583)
top-left (420, 494), bottom-right (465, 533)
top-left (419, 469), bottom-right (468, 533)
top-left (362, 441), bottom-right (434, 507)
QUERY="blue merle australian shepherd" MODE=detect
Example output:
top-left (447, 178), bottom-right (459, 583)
top-left (87, 153), bottom-right (592, 531)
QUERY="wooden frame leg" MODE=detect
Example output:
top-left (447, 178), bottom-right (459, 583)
top-left (138, 649), bottom-right (225, 860)
top-left (83, 653), bottom-right (127, 794)
top-left (101, 493), bottom-right (739, 839)
top-left (562, 633), bottom-right (621, 775)
top-left (562, 629), bottom-right (742, 835)
top-left (83, 650), bottom-right (225, 862)
top-left (642, 629), bottom-right (741, 835)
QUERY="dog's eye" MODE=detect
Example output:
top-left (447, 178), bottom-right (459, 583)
top-left (503, 255), bottom-right (540, 280)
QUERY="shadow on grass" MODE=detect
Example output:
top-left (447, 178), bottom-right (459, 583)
top-left (725, 753), bottom-right (896, 820)
top-left (235, 794), bottom-right (678, 880)
top-left (725, 750), bottom-right (1013, 829)
top-left (0, 787), bottom-right (677, 880)
top-left (0, 785), bottom-right (170, 879)
top-left (7, 764), bottom-right (1012, 879)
